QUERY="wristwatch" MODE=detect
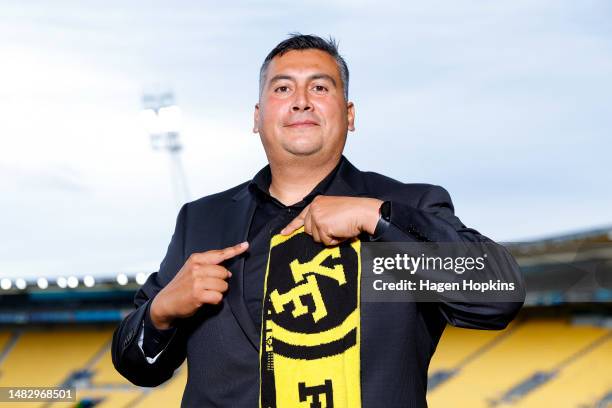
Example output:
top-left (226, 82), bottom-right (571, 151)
top-left (379, 200), bottom-right (391, 223)
top-left (373, 200), bottom-right (392, 239)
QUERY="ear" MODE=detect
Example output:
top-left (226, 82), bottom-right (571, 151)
top-left (347, 101), bottom-right (355, 132)
top-left (253, 103), bottom-right (260, 133)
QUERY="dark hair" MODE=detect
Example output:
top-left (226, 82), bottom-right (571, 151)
top-left (259, 33), bottom-right (349, 100)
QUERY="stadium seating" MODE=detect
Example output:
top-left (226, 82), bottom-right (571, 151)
top-left (0, 317), bottom-right (610, 407)
top-left (428, 318), bottom-right (612, 408)
top-left (0, 329), bottom-right (113, 408)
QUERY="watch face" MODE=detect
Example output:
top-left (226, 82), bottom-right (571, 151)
top-left (381, 201), bottom-right (391, 221)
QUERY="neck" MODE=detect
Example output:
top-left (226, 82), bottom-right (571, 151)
top-left (268, 155), bottom-right (341, 206)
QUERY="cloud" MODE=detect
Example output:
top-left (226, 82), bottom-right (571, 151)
top-left (0, 162), bottom-right (90, 193)
top-left (0, 0), bottom-right (610, 278)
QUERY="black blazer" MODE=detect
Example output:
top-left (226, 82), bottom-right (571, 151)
top-left (112, 157), bottom-right (525, 407)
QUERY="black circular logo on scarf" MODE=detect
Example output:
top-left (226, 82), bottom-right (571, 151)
top-left (262, 228), bottom-right (361, 359)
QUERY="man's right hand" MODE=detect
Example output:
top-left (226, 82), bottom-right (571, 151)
top-left (149, 241), bottom-right (249, 330)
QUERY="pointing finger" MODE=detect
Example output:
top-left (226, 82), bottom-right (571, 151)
top-left (198, 241), bottom-right (249, 265)
top-left (280, 205), bottom-right (308, 235)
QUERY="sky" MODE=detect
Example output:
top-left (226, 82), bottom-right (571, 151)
top-left (0, 0), bottom-right (611, 280)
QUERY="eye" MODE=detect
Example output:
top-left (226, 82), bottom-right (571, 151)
top-left (312, 85), bottom-right (328, 93)
top-left (274, 86), bottom-right (290, 93)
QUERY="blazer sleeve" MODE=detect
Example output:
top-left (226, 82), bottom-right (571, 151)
top-left (111, 203), bottom-right (189, 387)
top-left (372, 184), bottom-right (526, 330)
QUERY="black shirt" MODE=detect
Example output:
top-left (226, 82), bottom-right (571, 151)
top-left (243, 157), bottom-right (344, 329)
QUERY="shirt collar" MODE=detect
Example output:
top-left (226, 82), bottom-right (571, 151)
top-left (248, 155), bottom-right (347, 206)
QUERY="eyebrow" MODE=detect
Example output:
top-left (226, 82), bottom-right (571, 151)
top-left (268, 73), bottom-right (337, 88)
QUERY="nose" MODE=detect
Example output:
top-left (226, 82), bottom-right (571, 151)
top-left (291, 87), bottom-right (312, 112)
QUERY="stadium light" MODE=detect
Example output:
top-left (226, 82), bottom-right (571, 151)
top-left (135, 272), bottom-right (148, 285)
top-left (158, 105), bottom-right (182, 133)
top-left (15, 278), bottom-right (27, 290)
top-left (37, 277), bottom-right (48, 289)
top-left (0, 278), bottom-right (11, 290)
top-left (141, 91), bottom-right (190, 207)
top-left (140, 105), bottom-right (182, 136)
top-left (140, 108), bottom-right (161, 135)
top-left (57, 276), bottom-right (67, 289)
top-left (83, 275), bottom-right (95, 288)
top-left (116, 273), bottom-right (128, 286)
top-left (67, 276), bottom-right (79, 289)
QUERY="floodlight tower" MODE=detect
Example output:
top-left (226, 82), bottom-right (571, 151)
top-left (140, 91), bottom-right (191, 207)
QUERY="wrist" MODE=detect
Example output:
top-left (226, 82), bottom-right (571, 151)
top-left (361, 198), bottom-right (384, 235)
top-left (150, 294), bottom-right (174, 330)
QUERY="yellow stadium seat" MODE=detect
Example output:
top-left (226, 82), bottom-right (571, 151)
top-left (0, 329), bottom-right (112, 389)
top-left (427, 319), bottom-right (610, 408)
top-left (517, 334), bottom-right (612, 408)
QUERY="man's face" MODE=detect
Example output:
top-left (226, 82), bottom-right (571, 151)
top-left (254, 49), bottom-right (355, 163)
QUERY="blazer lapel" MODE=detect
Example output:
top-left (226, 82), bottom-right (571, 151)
top-left (325, 155), bottom-right (370, 198)
top-left (223, 186), bottom-right (260, 352)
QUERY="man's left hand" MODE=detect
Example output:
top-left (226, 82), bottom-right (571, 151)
top-left (280, 196), bottom-right (384, 246)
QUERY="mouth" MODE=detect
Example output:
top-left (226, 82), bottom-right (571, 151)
top-left (284, 120), bottom-right (319, 128)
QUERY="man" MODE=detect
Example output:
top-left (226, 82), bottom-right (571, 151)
top-left (112, 34), bottom-right (525, 407)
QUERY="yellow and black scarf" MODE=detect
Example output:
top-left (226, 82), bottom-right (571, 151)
top-left (259, 226), bottom-right (362, 408)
